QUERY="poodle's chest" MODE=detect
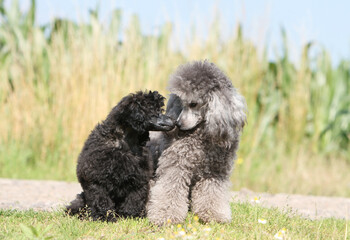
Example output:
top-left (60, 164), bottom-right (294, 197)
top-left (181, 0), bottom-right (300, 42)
top-left (172, 138), bottom-right (233, 169)
top-left (196, 148), bottom-right (233, 176)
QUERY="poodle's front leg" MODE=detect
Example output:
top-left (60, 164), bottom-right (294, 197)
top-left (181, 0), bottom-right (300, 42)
top-left (84, 184), bottom-right (117, 222)
top-left (117, 185), bottom-right (149, 217)
top-left (191, 178), bottom-right (232, 223)
top-left (147, 168), bottom-right (191, 225)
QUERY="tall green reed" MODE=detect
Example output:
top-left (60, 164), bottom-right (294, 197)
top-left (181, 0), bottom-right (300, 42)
top-left (0, 1), bottom-right (349, 195)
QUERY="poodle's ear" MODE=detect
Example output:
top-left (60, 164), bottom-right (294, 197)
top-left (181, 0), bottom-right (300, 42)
top-left (166, 94), bottom-right (183, 120)
top-left (205, 89), bottom-right (247, 147)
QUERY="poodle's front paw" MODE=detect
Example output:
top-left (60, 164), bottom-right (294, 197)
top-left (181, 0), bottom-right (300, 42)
top-left (147, 203), bottom-right (188, 226)
top-left (192, 198), bottom-right (232, 223)
top-left (196, 207), bottom-right (232, 223)
top-left (149, 214), bottom-right (186, 226)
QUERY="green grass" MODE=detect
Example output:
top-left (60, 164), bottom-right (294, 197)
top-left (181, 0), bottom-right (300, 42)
top-left (0, 203), bottom-right (348, 239)
top-left (0, 1), bottom-right (349, 196)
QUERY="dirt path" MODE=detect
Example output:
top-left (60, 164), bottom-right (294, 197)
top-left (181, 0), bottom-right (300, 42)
top-left (0, 178), bottom-right (349, 220)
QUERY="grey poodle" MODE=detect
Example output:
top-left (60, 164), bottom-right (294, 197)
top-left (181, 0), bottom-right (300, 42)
top-left (66, 91), bottom-right (175, 221)
top-left (147, 61), bottom-right (247, 225)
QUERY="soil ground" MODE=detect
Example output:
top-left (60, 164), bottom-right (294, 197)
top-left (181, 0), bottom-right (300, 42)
top-left (1, 178), bottom-right (349, 220)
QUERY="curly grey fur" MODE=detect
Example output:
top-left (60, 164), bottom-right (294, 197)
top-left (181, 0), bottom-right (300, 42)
top-left (147, 60), bottom-right (247, 225)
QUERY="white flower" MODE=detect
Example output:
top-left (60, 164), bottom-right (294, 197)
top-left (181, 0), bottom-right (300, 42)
top-left (204, 227), bottom-right (212, 232)
top-left (251, 196), bottom-right (261, 204)
top-left (274, 228), bottom-right (287, 239)
top-left (258, 218), bottom-right (267, 224)
top-left (274, 232), bottom-right (283, 239)
top-left (183, 235), bottom-right (194, 239)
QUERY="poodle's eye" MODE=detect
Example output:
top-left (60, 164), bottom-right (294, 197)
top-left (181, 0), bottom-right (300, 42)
top-left (189, 102), bottom-right (198, 108)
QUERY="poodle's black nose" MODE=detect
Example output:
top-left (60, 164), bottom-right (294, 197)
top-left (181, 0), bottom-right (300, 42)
top-left (149, 115), bottom-right (176, 131)
top-left (175, 120), bottom-right (181, 128)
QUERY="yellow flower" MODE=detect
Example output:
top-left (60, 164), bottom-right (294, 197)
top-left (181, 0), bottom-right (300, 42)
top-left (236, 157), bottom-right (244, 165)
top-left (193, 216), bottom-right (199, 221)
top-left (167, 219), bottom-right (172, 224)
top-left (177, 224), bottom-right (182, 228)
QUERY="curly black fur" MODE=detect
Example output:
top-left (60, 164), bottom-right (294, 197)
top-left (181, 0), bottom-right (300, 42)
top-left (66, 91), bottom-right (174, 221)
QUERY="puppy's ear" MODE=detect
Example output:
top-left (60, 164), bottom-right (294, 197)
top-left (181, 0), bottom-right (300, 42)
top-left (205, 89), bottom-right (247, 147)
top-left (128, 110), bottom-right (147, 132)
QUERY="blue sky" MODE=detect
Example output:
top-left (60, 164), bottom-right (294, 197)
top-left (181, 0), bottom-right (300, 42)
top-left (14, 0), bottom-right (350, 63)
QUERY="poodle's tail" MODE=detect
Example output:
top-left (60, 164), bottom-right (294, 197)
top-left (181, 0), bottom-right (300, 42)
top-left (65, 192), bottom-right (87, 217)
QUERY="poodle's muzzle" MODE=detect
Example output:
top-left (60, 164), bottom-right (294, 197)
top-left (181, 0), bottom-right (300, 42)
top-left (175, 104), bottom-right (204, 131)
top-left (149, 114), bottom-right (176, 131)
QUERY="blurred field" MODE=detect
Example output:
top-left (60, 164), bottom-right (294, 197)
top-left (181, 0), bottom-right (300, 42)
top-left (0, 1), bottom-right (349, 196)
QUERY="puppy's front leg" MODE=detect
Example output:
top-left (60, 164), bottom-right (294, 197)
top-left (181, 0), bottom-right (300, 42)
top-left (117, 184), bottom-right (149, 217)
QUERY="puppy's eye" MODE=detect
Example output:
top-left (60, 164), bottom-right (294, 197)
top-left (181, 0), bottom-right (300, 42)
top-left (189, 102), bottom-right (197, 108)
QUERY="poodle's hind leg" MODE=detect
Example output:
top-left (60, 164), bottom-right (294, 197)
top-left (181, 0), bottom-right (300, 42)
top-left (191, 178), bottom-right (232, 223)
top-left (84, 184), bottom-right (117, 222)
top-left (65, 192), bottom-right (87, 217)
top-left (147, 169), bottom-right (191, 225)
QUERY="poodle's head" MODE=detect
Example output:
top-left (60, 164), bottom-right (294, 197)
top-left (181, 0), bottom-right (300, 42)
top-left (168, 60), bottom-right (247, 147)
top-left (109, 91), bottom-right (175, 133)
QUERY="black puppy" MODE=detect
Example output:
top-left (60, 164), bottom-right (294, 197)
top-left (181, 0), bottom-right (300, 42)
top-left (66, 91), bottom-right (174, 221)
